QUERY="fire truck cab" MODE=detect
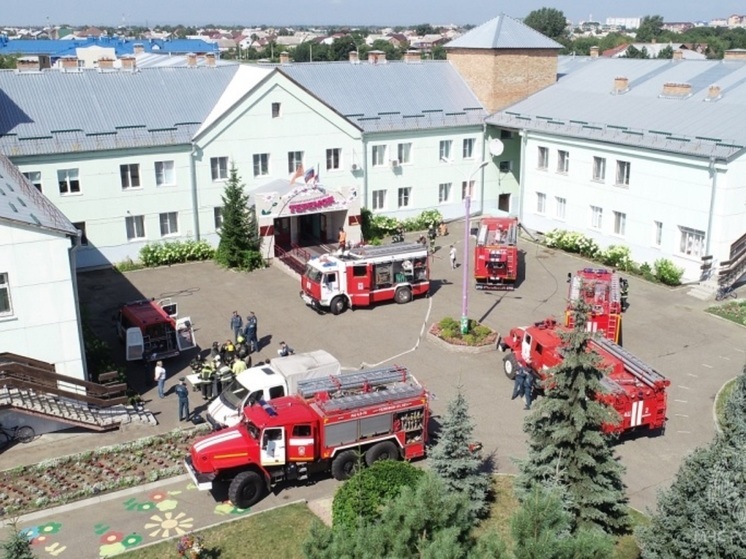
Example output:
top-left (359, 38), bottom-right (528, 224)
top-left (474, 216), bottom-right (519, 290)
top-left (115, 298), bottom-right (196, 362)
top-left (300, 243), bottom-right (429, 314)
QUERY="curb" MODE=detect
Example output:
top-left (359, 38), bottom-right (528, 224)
top-left (712, 376), bottom-right (739, 435)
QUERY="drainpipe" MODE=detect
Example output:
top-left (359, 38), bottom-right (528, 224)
top-left (68, 232), bottom-right (87, 381)
top-left (705, 156), bottom-right (717, 258)
top-left (517, 129), bottom-right (528, 222)
top-left (190, 143), bottom-right (201, 240)
top-left (479, 122), bottom-right (487, 214)
top-left (362, 136), bottom-right (369, 215)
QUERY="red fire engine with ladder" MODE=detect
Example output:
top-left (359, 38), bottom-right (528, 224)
top-left (300, 243), bottom-right (429, 314)
top-left (498, 318), bottom-right (669, 435)
top-left (565, 268), bottom-right (626, 344)
top-left (185, 364), bottom-right (429, 508)
top-left (474, 216), bottom-right (519, 290)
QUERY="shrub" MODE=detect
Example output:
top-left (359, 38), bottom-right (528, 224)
top-left (598, 245), bottom-right (633, 271)
top-left (367, 210), bottom-right (444, 240)
top-left (654, 258), bottom-right (684, 286)
top-left (114, 257), bottom-right (144, 272)
top-left (433, 317), bottom-right (497, 346)
top-left (139, 240), bottom-right (215, 267)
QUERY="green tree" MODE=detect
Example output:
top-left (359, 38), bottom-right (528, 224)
top-left (415, 24), bottom-right (437, 36)
top-left (657, 45), bottom-right (674, 59)
top-left (215, 164), bottom-right (260, 270)
top-left (622, 45), bottom-right (650, 59)
top-left (429, 387), bottom-right (491, 519)
top-left (517, 302), bottom-right (631, 536)
top-left (523, 8), bottom-right (568, 41)
top-left (635, 15), bottom-right (664, 43)
top-left (1, 522), bottom-right (35, 559)
top-left (329, 36), bottom-right (358, 61)
top-left (431, 44), bottom-right (447, 60)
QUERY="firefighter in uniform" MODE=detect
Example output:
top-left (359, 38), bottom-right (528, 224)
top-left (200, 359), bottom-right (216, 400)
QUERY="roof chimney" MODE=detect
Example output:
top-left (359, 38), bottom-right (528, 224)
top-left (61, 56), bottom-right (79, 72)
top-left (404, 49), bottom-right (421, 63)
top-left (662, 82), bottom-right (692, 97)
top-left (16, 55), bottom-right (49, 72)
top-left (706, 84), bottom-right (722, 101)
top-left (590, 46), bottom-right (599, 58)
top-left (724, 49), bottom-right (746, 60)
top-left (187, 52), bottom-right (197, 67)
top-left (133, 43), bottom-right (145, 55)
top-left (349, 50), bottom-right (359, 64)
top-left (279, 51), bottom-right (290, 65)
top-left (97, 57), bottom-right (115, 70)
top-left (673, 49), bottom-right (683, 60)
top-left (205, 52), bottom-right (216, 67)
top-left (613, 76), bottom-right (629, 94)
top-left (120, 55), bottom-right (136, 72)
top-left (368, 50), bottom-right (386, 64)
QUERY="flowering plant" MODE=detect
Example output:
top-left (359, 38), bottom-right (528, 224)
top-left (176, 532), bottom-right (204, 559)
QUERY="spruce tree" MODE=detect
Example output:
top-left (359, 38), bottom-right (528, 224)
top-left (517, 302), bottom-right (630, 536)
top-left (1, 522), bottom-right (36, 559)
top-left (429, 386), bottom-right (491, 519)
top-left (215, 163), bottom-right (252, 269)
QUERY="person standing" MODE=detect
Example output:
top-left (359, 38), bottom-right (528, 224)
top-left (338, 227), bottom-right (347, 251)
top-left (523, 372), bottom-right (535, 410)
top-left (229, 311), bottom-right (243, 342)
top-left (511, 365), bottom-right (527, 401)
top-left (175, 378), bottom-right (190, 421)
top-left (449, 244), bottom-right (457, 269)
top-left (244, 312), bottom-right (259, 353)
top-left (154, 360), bottom-right (166, 399)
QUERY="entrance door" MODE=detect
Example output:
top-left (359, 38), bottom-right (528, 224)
top-left (299, 214), bottom-right (322, 244)
top-left (498, 194), bottom-right (511, 213)
top-left (274, 217), bottom-right (291, 249)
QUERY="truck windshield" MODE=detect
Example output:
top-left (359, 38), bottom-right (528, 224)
top-left (246, 422), bottom-right (259, 440)
top-left (220, 379), bottom-right (248, 410)
top-left (303, 265), bottom-right (322, 283)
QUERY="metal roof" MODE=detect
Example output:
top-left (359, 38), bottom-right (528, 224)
top-left (0, 66), bottom-right (239, 156)
top-left (279, 60), bottom-right (486, 133)
top-left (0, 37), bottom-right (219, 58)
top-left (445, 13), bottom-right (562, 50)
top-left (487, 58), bottom-right (746, 161)
top-left (0, 152), bottom-right (76, 235)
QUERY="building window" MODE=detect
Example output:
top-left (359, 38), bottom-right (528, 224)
top-left (272, 102), bottom-right (281, 118)
top-left (210, 157), bottom-right (229, 181)
top-left (0, 272), bottom-right (13, 316)
top-left (679, 227), bottom-right (705, 258)
top-left (120, 163), bottom-right (141, 190)
top-left (500, 129), bottom-right (513, 139)
top-left (397, 142), bottom-right (412, 164)
top-left (555, 197), bottom-right (566, 219)
top-left (57, 168), bottom-right (80, 195)
top-left (653, 221), bottom-right (663, 247)
top-left (287, 151), bottom-right (304, 174)
top-left (592, 156), bottom-right (606, 181)
top-left (499, 161), bottom-right (512, 173)
top-left (461, 180), bottom-right (474, 200)
top-left (159, 212), bottom-right (179, 237)
top-left (616, 160), bottom-right (631, 186)
top-left (613, 211), bottom-right (626, 236)
top-left (155, 161), bottom-right (175, 186)
top-left (214, 207), bottom-right (223, 230)
top-left (398, 187), bottom-right (411, 208)
top-left (536, 192), bottom-right (546, 214)
top-left (72, 221), bottom-right (88, 245)
top-left (590, 206), bottom-right (603, 229)
top-left (372, 190), bottom-right (386, 210)
top-left (326, 148), bottom-right (341, 170)
top-left (463, 138), bottom-right (475, 159)
top-left (439, 140), bottom-right (453, 162)
top-left (125, 215), bottom-right (145, 240)
top-left (22, 171), bottom-right (42, 192)
top-left (557, 150), bottom-right (569, 173)
top-left (537, 147), bottom-right (549, 170)
top-left (253, 154), bottom-right (269, 177)
top-left (372, 145), bottom-right (386, 167)
top-left (438, 183), bottom-right (451, 203)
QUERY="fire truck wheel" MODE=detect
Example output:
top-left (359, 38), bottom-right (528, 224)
top-left (365, 441), bottom-right (400, 466)
top-left (503, 354), bottom-right (518, 380)
top-left (331, 450), bottom-right (361, 481)
top-left (228, 471), bottom-right (266, 509)
top-left (330, 296), bottom-right (347, 315)
top-left (394, 287), bottom-right (412, 304)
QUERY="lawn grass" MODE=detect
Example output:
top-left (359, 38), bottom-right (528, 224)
top-left (715, 377), bottom-right (738, 429)
top-left (706, 300), bottom-right (746, 326)
top-left (118, 502), bottom-right (316, 559)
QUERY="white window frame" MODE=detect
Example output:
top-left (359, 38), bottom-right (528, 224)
top-left (372, 189), bottom-right (386, 210)
top-left (462, 138), bottom-right (475, 159)
top-left (253, 154), bottom-right (269, 177)
top-left (461, 180), bottom-right (474, 200)
top-left (536, 192), bottom-right (546, 214)
top-left (214, 207), bottom-right (223, 230)
top-left (326, 148), bottom-right (341, 171)
top-left (590, 206), bottom-right (603, 230)
top-left (398, 187), bottom-right (411, 208)
top-left (120, 163), bottom-right (141, 190)
top-left (592, 156), bottom-right (606, 182)
top-left (0, 272), bottom-right (13, 317)
top-left (439, 140), bottom-right (453, 162)
top-left (126, 215), bottom-right (145, 241)
top-left (159, 212), bottom-right (179, 237)
top-left (22, 171), bottom-right (42, 192)
top-left (372, 145), bottom-right (386, 167)
top-left (537, 147), bottom-right (548, 170)
top-left (210, 157), bottom-right (229, 181)
top-left (397, 142), bottom-right (412, 164)
top-left (653, 221), bottom-right (663, 247)
top-left (678, 226), bottom-right (705, 258)
top-left (616, 160), bottom-right (631, 186)
top-left (57, 168), bottom-right (80, 195)
top-left (557, 150), bottom-right (569, 174)
top-left (287, 151), bottom-right (304, 174)
top-left (155, 161), bottom-right (175, 187)
top-left (555, 196), bottom-right (566, 220)
top-left (613, 211), bottom-right (626, 236)
top-left (438, 182), bottom-right (451, 204)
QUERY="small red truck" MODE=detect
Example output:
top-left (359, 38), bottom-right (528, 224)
top-left (300, 243), bottom-right (429, 314)
top-left (565, 268), bottom-right (627, 344)
top-left (474, 216), bottom-right (519, 290)
top-left (498, 318), bottom-right (669, 435)
top-left (185, 365), bottom-right (429, 508)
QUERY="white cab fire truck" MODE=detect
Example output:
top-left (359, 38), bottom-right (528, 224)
top-left (300, 243), bottom-right (430, 314)
top-left (185, 364), bottom-right (429, 508)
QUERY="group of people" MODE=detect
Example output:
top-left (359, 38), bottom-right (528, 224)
top-left (511, 364), bottom-right (535, 410)
top-left (230, 311), bottom-right (259, 353)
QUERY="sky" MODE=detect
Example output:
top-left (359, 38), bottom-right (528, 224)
top-left (3, 0), bottom-right (744, 28)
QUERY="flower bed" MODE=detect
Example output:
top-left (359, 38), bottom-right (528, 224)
top-left (0, 427), bottom-right (208, 517)
top-left (428, 317), bottom-right (498, 354)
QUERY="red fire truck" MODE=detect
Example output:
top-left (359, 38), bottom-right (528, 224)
top-left (185, 365), bottom-right (429, 508)
top-left (498, 318), bottom-right (669, 435)
top-left (300, 243), bottom-right (429, 314)
top-left (565, 268), bottom-right (626, 344)
top-left (474, 216), bottom-right (519, 290)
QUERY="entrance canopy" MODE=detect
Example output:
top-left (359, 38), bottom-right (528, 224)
top-left (252, 178), bottom-right (358, 219)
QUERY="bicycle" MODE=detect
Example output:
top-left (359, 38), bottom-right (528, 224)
top-left (0, 423), bottom-right (35, 450)
top-left (715, 285), bottom-right (738, 302)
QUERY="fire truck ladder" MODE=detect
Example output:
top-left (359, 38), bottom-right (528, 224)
top-left (605, 313), bottom-right (619, 342)
top-left (348, 243), bottom-right (424, 260)
top-left (593, 337), bottom-right (667, 389)
top-left (317, 382), bottom-right (424, 414)
top-left (296, 365), bottom-right (411, 399)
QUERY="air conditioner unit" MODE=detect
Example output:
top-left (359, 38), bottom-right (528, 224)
top-left (351, 163), bottom-right (359, 172)
top-left (390, 159), bottom-right (400, 168)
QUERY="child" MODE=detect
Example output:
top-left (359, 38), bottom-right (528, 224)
top-left (449, 245), bottom-right (457, 269)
